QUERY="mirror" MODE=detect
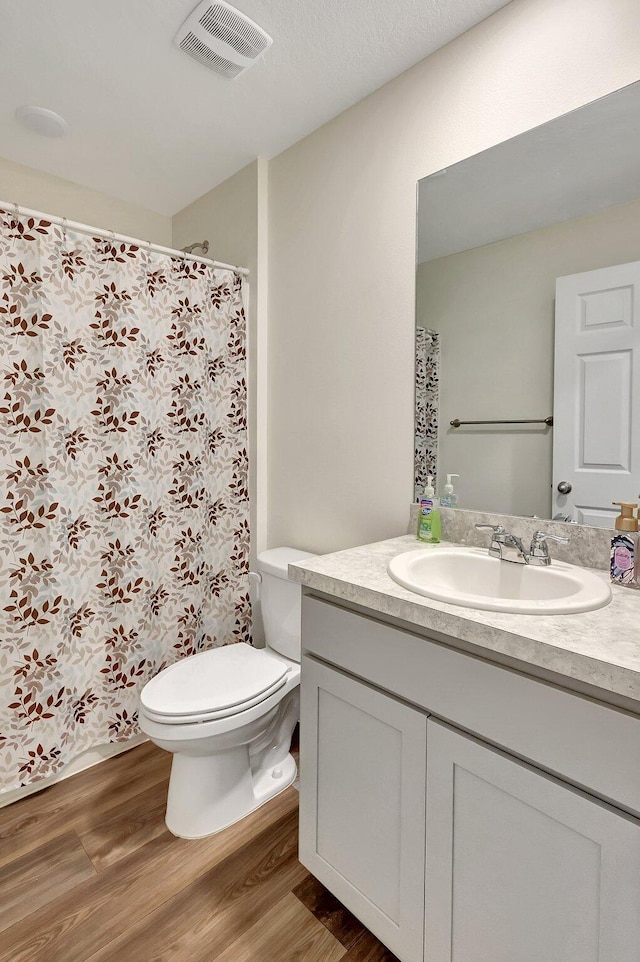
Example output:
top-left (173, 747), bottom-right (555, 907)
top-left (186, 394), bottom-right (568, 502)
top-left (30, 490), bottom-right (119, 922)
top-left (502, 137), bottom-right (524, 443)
top-left (415, 81), bottom-right (640, 527)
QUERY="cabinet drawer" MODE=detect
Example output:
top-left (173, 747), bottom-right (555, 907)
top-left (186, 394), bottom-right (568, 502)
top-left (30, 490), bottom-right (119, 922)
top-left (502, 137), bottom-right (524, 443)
top-left (302, 593), bottom-right (640, 815)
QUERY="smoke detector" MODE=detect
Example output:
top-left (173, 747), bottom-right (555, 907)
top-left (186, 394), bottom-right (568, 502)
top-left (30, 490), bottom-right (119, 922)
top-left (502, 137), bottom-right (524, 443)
top-left (174, 1), bottom-right (272, 79)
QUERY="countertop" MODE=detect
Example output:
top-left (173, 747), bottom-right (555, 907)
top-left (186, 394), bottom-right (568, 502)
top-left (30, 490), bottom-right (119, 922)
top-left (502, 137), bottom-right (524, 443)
top-left (289, 535), bottom-right (640, 706)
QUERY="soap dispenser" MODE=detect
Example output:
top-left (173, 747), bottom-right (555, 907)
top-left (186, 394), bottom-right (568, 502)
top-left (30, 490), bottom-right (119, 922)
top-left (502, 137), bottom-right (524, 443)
top-left (441, 474), bottom-right (460, 508)
top-left (610, 502), bottom-right (639, 588)
top-left (417, 476), bottom-right (441, 544)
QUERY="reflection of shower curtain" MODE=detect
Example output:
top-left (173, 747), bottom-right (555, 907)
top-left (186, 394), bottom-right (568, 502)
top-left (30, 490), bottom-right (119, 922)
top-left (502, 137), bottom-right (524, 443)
top-left (414, 328), bottom-right (440, 500)
top-left (0, 209), bottom-right (250, 792)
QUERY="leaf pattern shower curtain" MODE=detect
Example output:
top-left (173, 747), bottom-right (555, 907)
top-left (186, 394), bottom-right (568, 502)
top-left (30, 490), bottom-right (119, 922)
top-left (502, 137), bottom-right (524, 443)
top-left (0, 210), bottom-right (250, 792)
top-left (414, 327), bottom-right (440, 501)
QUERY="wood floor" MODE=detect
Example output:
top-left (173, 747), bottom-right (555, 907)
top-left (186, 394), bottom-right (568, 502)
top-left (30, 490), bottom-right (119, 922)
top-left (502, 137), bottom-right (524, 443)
top-left (0, 741), bottom-right (399, 962)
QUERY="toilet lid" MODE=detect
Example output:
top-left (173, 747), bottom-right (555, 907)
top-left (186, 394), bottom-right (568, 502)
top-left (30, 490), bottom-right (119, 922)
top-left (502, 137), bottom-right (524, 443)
top-left (140, 644), bottom-right (289, 718)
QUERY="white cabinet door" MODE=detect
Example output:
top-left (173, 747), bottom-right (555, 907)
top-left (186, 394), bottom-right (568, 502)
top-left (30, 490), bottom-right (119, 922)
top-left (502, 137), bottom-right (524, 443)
top-left (299, 655), bottom-right (427, 962)
top-left (425, 720), bottom-right (640, 962)
top-left (554, 261), bottom-right (640, 526)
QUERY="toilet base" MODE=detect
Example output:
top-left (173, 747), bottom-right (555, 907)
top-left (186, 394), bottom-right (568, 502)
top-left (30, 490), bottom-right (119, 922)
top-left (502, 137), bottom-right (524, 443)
top-left (165, 749), bottom-right (297, 839)
top-left (142, 665), bottom-right (301, 840)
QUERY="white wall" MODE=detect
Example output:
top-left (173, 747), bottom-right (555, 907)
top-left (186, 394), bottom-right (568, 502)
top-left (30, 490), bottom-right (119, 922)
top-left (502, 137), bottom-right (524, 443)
top-left (0, 156), bottom-right (171, 244)
top-left (267, 0), bottom-right (640, 554)
top-left (418, 195), bottom-right (640, 518)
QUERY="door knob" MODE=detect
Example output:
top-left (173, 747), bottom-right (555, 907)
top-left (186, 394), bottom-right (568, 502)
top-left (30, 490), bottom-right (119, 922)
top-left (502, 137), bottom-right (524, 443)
top-left (557, 481), bottom-right (572, 494)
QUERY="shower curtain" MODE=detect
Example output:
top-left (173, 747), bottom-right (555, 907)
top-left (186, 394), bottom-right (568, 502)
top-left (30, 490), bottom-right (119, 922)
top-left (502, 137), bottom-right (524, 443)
top-left (0, 209), bottom-right (250, 792)
top-left (414, 327), bottom-right (440, 501)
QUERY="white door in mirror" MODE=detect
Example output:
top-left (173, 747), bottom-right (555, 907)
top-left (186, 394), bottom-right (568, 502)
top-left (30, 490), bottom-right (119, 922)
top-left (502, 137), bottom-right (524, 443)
top-left (554, 261), bottom-right (640, 528)
top-left (387, 546), bottom-right (612, 614)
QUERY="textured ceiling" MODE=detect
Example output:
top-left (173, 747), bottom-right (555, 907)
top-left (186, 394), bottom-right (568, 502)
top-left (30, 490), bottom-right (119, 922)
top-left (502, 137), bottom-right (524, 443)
top-left (0, 0), bottom-right (510, 215)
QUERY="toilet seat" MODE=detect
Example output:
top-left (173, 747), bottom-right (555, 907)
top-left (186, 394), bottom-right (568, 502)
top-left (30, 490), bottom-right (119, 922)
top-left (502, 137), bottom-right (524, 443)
top-left (140, 644), bottom-right (290, 725)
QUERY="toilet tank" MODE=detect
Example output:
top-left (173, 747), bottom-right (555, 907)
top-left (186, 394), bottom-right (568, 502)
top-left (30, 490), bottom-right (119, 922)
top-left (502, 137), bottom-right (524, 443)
top-left (256, 547), bottom-right (317, 662)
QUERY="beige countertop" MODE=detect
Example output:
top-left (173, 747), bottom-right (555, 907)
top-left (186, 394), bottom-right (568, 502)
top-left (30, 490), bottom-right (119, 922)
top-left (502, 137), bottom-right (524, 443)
top-left (289, 535), bottom-right (640, 706)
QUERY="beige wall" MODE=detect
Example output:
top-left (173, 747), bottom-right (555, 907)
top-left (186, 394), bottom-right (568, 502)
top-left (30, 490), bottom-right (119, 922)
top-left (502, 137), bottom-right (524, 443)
top-left (418, 196), bottom-right (640, 518)
top-left (172, 160), bottom-right (260, 273)
top-left (0, 156), bottom-right (171, 245)
top-left (267, 0), bottom-right (640, 554)
top-left (172, 160), bottom-right (268, 573)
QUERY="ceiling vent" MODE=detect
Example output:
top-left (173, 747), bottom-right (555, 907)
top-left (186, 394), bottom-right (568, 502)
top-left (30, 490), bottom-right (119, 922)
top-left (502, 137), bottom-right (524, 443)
top-left (174, 1), bottom-right (272, 79)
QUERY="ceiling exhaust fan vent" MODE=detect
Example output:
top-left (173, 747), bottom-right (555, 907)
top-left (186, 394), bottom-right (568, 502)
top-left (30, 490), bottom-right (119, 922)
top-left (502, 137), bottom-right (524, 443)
top-left (180, 32), bottom-right (244, 78)
top-left (175, 1), bottom-right (272, 79)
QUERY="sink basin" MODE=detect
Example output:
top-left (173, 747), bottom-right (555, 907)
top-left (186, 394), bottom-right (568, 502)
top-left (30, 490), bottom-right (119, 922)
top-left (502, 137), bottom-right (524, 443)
top-left (387, 546), bottom-right (612, 614)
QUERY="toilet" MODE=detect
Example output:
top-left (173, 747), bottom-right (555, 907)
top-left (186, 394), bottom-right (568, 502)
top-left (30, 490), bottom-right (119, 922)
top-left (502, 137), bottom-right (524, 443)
top-left (139, 547), bottom-right (316, 839)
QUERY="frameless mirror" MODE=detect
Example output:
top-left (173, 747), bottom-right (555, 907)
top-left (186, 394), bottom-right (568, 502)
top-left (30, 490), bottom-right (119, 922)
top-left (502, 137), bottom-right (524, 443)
top-left (415, 81), bottom-right (640, 527)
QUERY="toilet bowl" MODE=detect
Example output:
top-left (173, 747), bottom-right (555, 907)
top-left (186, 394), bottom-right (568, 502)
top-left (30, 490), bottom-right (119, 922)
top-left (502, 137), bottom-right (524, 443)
top-left (139, 547), bottom-right (315, 839)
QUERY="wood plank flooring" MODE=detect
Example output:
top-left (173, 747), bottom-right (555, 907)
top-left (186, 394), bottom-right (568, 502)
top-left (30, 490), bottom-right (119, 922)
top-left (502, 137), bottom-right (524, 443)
top-left (0, 742), bottom-right (399, 962)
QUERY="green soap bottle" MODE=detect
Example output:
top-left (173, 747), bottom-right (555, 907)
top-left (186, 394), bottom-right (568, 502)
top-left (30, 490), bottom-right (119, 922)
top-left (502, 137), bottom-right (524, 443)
top-left (417, 476), bottom-right (441, 544)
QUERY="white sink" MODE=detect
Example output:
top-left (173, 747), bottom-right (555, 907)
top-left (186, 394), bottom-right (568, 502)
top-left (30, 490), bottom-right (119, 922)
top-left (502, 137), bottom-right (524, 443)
top-left (387, 546), bottom-right (612, 615)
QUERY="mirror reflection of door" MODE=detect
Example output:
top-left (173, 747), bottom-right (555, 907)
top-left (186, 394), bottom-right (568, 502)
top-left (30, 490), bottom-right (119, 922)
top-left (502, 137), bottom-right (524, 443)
top-left (416, 80), bottom-right (640, 526)
top-left (553, 261), bottom-right (640, 527)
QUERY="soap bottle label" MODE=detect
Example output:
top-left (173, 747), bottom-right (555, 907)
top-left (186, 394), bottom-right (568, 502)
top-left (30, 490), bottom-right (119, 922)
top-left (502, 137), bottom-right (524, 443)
top-left (610, 534), bottom-right (638, 587)
top-left (417, 498), bottom-right (440, 543)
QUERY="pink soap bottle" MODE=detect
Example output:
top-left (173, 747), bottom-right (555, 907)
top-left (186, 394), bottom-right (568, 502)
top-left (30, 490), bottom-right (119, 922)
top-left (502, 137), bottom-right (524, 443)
top-left (610, 502), bottom-right (639, 588)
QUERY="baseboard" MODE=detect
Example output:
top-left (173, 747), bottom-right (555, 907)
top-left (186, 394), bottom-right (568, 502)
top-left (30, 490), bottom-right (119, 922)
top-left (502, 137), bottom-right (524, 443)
top-left (0, 734), bottom-right (148, 809)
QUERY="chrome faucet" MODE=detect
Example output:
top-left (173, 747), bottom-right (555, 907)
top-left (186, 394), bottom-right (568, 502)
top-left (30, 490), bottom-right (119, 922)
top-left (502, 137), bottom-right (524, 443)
top-left (475, 524), bottom-right (569, 565)
top-left (528, 530), bottom-right (570, 566)
top-left (475, 524), bottom-right (528, 563)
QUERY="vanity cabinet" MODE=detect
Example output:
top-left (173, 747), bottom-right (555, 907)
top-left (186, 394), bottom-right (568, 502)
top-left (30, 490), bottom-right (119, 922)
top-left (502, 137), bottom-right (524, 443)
top-left (299, 593), bottom-right (640, 962)
top-left (425, 720), bottom-right (640, 962)
top-left (298, 656), bottom-right (427, 962)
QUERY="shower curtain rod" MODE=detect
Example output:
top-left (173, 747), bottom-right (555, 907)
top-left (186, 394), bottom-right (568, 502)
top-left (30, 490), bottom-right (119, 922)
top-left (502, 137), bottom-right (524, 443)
top-left (1, 201), bottom-right (250, 276)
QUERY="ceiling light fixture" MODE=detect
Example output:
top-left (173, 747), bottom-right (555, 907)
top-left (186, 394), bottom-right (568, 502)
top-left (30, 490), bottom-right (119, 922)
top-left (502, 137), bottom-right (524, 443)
top-left (15, 106), bottom-right (69, 138)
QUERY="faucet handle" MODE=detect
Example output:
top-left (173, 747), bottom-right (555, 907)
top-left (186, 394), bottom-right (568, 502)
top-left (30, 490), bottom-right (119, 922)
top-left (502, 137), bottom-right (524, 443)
top-left (475, 524), bottom-right (506, 535)
top-left (475, 524), bottom-right (507, 556)
top-left (531, 530), bottom-right (570, 547)
top-left (529, 530), bottom-right (570, 565)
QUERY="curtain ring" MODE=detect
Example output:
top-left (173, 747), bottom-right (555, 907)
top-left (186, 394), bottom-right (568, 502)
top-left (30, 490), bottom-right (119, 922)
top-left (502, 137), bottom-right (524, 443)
top-left (62, 217), bottom-right (67, 243)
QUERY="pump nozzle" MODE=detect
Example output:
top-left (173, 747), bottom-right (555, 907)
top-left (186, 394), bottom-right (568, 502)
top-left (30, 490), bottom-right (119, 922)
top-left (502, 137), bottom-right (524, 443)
top-left (613, 501), bottom-right (638, 532)
top-left (445, 473), bottom-right (460, 491)
top-left (423, 476), bottom-right (435, 498)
